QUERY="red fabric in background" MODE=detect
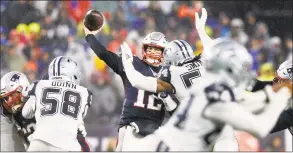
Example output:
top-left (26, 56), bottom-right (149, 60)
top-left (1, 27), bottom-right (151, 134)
top-left (66, 0), bottom-right (91, 23)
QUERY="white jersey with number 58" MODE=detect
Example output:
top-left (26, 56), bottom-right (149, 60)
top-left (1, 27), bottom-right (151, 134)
top-left (22, 79), bottom-right (92, 151)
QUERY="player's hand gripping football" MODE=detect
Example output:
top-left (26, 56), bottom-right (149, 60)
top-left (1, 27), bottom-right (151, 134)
top-left (120, 42), bottom-right (133, 63)
top-left (83, 19), bottom-right (103, 36)
top-left (195, 8), bottom-right (207, 32)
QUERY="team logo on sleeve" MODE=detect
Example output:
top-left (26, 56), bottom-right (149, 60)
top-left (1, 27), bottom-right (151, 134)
top-left (10, 74), bottom-right (20, 83)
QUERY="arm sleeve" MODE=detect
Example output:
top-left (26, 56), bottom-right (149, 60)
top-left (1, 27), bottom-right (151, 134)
top-left (85, 34), bottom-right (124, 75)
top-left (197, 27), bottom-right (214, 51)
top-left (122, 58), bottom-right (158, 93)
top-left (246, 79), bottom-right (273, 92)
top-left (82, 90), bottom-right (92, 118)
top-left (22, 81), bottom-right (38, 119)
top-left (22, 96), bottom-right (36, 119)
top-left (270, 109), bottom-right (293, 133)
top-left (204, 100), bottom-right (287, 138)
top-left (161, 94), bottom-right (178, 112)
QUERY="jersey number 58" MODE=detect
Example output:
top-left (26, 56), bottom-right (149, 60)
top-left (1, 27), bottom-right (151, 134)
top-left (40, 88), bottom-right (81, 119)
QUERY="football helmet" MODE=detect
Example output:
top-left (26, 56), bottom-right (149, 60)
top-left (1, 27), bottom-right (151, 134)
top-left (48, 56), bottom-right (81, 85)
top-left (0, 71), bottom-right (29, 113)
top-left (276, 60), bottom-right (292, 80)
top-left (273, 60), bottom-right (292, 84)
top-left (163, 40), bottom-right (195, 66)
top-left (142, 32), bottom-right (168, 67)
top-left (203, 38), bottom-right (253, 86)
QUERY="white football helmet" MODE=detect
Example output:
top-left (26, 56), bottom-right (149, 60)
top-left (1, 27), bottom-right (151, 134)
top-left (48, 56), bottom-right (81, 85)
top-left (276, 60), bottom-right (292, 81)
top-left (142, 32), bottom-right (168, 67)
top-left (203, 38), bottom-right (253, 86)
top-left (0, 71), bottom-right (30, 113)
top-left (163, 40), bottom-right (195, 66)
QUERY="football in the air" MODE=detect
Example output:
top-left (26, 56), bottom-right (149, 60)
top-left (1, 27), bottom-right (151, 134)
top-left (84, 9), bottom-right (104, 31)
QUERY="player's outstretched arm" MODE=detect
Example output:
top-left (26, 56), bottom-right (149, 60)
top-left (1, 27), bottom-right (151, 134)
top-left (270, 108), bottom-right (293, 133)
top-left (120, 42), bottom-right (174, 93)
top-left (204, 86), bottom-right (291, 138)
top-left (84, 25), bottom-right (124, 75)
top-left (195, 8), bottom-right (214, 52)
top-left (22, 96), bottom-right (36, 119)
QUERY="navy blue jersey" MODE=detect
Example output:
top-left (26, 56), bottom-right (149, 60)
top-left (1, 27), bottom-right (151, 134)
top-left (86, 35), bottom-right (166, 135)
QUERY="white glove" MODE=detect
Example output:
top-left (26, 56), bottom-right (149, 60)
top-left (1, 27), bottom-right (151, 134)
top-left (78, 123), bottom-right (87, 137)
top-left (120, 42), bottom-right (133, 63)
top-left (195, 8), bottom-right (207, 32)
top-left (194, 8), bottom-right (214, 54)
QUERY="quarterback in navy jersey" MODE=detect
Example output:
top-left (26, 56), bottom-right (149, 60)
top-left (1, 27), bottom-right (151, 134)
top-left (84, 24), bottom-right (175, 151)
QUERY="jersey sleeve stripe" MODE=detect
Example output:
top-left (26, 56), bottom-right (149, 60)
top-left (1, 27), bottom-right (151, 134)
top-left (87, 90), bottom-right (92, 107)
top-left (28, 81), bottom-right (39, 96)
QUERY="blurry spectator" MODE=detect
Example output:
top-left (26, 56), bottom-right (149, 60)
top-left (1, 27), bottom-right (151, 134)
top-left (245, 12), bottom-right (257, 37)
top-left (33, 1), bottom-right (48, 16)
top-left (23, 61), bottom-right (38, 82)
top-left (158, 1), bottom-right (176, 15)
top-left (134, 1), bottom-right (150, 10)
top-left (7, 46), bottom-right (26, 72)
top-left (284, 35), bottom-right (292, 61)
top-left (37, 50), bottom-right (51, 77)
top-left (39, 14), bottom-right (56, 47)
top-left (3, 1), bottom-right (41, 32)
top-left (110, 7), bottom-right (127, 30)
top-left (266, 36), bottom-right (282, 68)
top-left (144, 16), bottom-right (157, 34)
top-left (85, 69), bottom-right (120, 123)
top-left (65, 1), bottom-right (90, 23)
top-left (218, 12), bottom-right (231, 37)
top-left (107, 29), bottom-right (122, 53)
top-left (148, 1), bottom-right (166, 33)
top-left (248, 37), bottom-right (266, 72)
top-left (0, 26), bottom-right (8, 46)
top-left (64, 31), bottom-right (88, 86)
top-left (229, 18), bottom-right (249, 45)
top-left (254, 22), bottom-right (270, 47)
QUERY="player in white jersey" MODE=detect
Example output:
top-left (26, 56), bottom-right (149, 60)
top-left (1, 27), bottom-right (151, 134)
top-left (120, 37), bottom-right (291, 151)
top-left (22, 56), bottom-right (92, 151)
top-left (0, 71), bottom-right (29, 151)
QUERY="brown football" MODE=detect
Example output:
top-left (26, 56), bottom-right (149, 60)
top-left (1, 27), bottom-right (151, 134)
top-left (84, 9), bottom-right (104, 31)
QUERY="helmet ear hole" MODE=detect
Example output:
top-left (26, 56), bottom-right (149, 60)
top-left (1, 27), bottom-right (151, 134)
top-left (74, 75), bottom-right (77, 79)
top-left (227, 67), bottom-right (233, 74)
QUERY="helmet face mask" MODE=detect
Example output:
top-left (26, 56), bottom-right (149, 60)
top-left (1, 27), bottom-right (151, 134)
top-left (142, 45), bottom-right (164, 67)
top-left (0, 71), bottom-right (29, 113)
top-left (0, 86), bottom-right (23, 113)
top-left (141, 32), bottom-right (168, 67)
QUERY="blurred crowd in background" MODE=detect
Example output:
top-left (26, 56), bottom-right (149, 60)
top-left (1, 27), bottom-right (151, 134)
top-left (0, 0), bottom-right (292, 151)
